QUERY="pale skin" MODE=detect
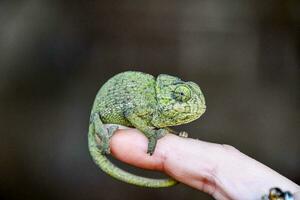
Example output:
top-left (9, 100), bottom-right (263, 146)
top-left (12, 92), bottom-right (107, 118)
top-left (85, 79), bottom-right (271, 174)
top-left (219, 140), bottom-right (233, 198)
top-left (108, 126), bottom-right (300, 200)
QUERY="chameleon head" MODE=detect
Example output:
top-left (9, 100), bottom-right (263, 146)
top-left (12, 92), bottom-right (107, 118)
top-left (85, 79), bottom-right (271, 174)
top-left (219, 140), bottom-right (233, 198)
top-left (152, 74), bottom-right (206, 127)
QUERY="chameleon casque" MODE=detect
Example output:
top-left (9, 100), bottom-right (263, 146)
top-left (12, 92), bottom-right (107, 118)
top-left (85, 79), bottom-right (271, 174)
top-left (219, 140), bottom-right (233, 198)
top-left (88, 71), bottom-right (206, 187)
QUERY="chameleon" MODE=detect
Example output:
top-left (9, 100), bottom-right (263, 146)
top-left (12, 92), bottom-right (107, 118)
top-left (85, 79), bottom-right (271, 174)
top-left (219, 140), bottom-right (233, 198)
top-left (88, 71), bottom-right (206, 187)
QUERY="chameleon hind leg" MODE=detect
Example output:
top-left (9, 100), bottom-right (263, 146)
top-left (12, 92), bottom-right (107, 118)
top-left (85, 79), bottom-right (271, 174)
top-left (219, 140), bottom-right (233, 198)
top-left (125, 110), bottom-right (168, 155)
top-left (91, 113), bottom-right (119, 154)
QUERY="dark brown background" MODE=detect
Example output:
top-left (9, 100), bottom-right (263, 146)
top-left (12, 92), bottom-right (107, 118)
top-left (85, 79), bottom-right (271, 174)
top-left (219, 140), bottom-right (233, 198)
top-left (0, 1), bottom-right (299, 200)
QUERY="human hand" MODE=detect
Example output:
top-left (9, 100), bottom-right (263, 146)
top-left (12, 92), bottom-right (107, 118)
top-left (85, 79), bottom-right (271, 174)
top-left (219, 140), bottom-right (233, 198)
top-left (109, 127), bottom-right (300, 200)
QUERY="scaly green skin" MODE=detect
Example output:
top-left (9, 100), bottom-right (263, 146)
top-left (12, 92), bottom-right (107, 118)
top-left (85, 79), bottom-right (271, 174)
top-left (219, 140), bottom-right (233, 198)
top-left (88, 71), bottom-right (206, 187)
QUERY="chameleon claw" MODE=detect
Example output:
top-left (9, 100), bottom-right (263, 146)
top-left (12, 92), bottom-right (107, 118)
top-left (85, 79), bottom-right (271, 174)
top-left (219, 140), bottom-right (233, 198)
top-left (147, 149), bottom-right (154, 156)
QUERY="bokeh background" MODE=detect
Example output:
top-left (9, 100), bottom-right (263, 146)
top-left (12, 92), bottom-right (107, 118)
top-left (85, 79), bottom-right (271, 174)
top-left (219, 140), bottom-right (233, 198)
top-left (1, 1), bottom-right (299, 200)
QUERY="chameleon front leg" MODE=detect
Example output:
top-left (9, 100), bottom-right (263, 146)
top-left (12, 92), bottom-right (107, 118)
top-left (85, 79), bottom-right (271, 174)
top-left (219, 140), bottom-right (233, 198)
top-left (124, 110), bottom-right (167, 155)
top-left (91, 113), bottom-right (119, 154)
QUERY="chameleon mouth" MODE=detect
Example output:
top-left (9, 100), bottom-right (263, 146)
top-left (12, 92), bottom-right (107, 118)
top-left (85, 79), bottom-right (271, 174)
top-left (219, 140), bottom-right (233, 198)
top-left (186, 81), bottom-right (206, 109)
top-left (192, 103), bottom-right (206, 119)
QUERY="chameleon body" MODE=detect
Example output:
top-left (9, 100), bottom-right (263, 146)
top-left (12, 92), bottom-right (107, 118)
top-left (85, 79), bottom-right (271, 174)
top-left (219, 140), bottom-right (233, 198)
top-left (88, 71), bottom-right (206, 187)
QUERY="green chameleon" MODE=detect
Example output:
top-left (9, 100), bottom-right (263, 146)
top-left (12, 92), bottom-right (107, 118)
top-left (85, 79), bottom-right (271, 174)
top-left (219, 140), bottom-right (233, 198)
top-left (88, 71), bottom-right (206, 187)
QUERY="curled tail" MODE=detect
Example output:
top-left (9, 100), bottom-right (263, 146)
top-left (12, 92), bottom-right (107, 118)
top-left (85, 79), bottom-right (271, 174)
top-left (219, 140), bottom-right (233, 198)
top-left (88, 123), bottom-right (177, 188)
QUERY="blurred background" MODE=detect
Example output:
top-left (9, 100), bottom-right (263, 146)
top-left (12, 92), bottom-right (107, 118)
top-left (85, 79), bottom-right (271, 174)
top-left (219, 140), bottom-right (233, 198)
top-left (0, 0), bottom-right (299, 199)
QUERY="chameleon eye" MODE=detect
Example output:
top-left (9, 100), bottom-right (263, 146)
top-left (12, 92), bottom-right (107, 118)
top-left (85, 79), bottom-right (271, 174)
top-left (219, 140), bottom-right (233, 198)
top-left (174, 85), bottom-right (191, 102)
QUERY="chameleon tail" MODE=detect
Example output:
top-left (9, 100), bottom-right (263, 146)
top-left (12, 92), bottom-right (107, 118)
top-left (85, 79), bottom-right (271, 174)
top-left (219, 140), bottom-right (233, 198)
top-left (88, 124), bottom-right (177, 188)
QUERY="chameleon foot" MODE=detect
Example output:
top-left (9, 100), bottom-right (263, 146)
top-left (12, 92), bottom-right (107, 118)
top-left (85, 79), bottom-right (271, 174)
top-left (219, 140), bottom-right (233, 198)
top-left (147, 136), bottom-right (157, 155)
top-left (96, 125), bottom-right (119, 154)
top-left (107, 125), bottom-right (119, 136)
top-left (179, 131), bottom-right (188, 138)
top-left (147, 129), bottom-right (167, 155)
top-left (165, 127), bottom-right (188, 138)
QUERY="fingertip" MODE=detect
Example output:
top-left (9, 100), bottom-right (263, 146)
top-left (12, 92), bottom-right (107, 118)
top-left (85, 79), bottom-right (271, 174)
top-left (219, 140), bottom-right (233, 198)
top-left (109, 129), bottom-right (164, 171)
